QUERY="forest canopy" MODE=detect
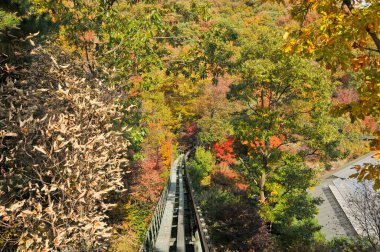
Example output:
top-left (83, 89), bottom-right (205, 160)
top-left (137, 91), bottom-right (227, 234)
top-left (0, 0), bottom-right (379, 251)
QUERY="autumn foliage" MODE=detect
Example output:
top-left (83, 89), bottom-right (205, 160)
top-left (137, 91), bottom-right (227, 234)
top-left (332, 86), bottom-right (359, 105)
top-left (212, 164), bottom-right (248, 191)
top-left (132, 159), bottom-right (166, 204)
top-left (160, 140), bottom-right (173, 170)
top-left (241, 135), bottom-right (284, 152)
top-left (1, 0), bottom-right (379, 251)
top-left (213, 137), bottom-right (236, 164)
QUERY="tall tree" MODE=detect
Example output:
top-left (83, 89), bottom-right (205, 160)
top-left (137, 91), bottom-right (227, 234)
top-left (280, 0), bottom-right (380, 188)
top-left (228, 27), bottom-right (345, 202)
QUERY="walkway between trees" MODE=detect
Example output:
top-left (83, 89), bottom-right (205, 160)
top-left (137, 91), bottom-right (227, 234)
top-left (139, 153), bottom-right (211, 252)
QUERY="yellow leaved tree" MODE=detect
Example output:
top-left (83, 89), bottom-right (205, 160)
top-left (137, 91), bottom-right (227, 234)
top-left (280, 0), bottom-right (380, 188)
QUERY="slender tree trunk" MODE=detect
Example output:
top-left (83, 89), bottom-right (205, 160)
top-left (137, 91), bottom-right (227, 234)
top-left (84, 43), bottom-right (94, 75)
top-left (260, 171), bottom-right (266, 202)
top-left (260, 143), bottom-right (269, 203)
top-left (366, 28), bottom-right (380, 53)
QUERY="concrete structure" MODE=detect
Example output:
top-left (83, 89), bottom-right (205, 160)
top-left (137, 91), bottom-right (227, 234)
top-left (310, 152), bottom-right (380, 240)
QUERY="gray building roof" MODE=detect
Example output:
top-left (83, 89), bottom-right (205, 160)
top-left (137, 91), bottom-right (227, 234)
top-left (310, 152), bottom-right (380, 240)
top-left (333, 153), bottom-right (380, 179)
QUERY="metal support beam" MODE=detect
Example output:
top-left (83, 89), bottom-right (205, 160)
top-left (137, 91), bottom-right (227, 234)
top-left (176, 162), bottom-right (186, 252)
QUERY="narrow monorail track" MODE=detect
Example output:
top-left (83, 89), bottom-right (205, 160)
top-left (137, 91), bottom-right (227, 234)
top-left (139, 153), bottom-right (211, 252)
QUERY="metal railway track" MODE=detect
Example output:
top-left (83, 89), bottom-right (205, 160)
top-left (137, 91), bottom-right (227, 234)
top-left (139, 152), bottom-right (211, 252)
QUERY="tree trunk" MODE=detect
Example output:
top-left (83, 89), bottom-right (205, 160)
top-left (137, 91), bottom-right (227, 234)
top-left (260, 171), bottom-right (266, 202)
top-left (259, 142), bottom-right (269, 203)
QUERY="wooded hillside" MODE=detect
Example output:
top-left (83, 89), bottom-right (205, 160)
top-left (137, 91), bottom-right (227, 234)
top-left (0, 0), bottom-right (379, 251)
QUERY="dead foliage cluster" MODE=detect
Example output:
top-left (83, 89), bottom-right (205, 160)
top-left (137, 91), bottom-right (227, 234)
top-left (0, 45), bottom-right (130, 251)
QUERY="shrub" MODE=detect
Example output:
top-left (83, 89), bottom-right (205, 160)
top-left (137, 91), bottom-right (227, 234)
top-left (0, 46), bottom-right (130, 250)
top-left (188, 147), bottom-right (215, 187)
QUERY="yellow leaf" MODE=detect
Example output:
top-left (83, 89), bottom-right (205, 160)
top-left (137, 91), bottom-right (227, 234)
top-left (283, 32), bottom-right (289, 40)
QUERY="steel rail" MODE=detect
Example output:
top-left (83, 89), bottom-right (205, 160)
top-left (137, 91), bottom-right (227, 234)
top-left (182, 152), bottom-right (211, 252)
top-left (139, 151), bottom-right (211, 252)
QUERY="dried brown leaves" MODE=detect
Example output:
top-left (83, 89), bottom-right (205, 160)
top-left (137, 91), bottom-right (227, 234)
top-left (0, 46), bottom-right (130, 251)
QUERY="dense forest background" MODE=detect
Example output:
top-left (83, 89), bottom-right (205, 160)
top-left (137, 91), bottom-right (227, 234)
top-left (0, 0), bottom-right (379, 251)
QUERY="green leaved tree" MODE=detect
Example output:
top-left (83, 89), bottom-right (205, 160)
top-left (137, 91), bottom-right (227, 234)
top-left (228, 26), bottom-right (346, 203)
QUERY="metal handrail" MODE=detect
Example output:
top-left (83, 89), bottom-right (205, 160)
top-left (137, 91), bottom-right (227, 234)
top-left (139, 177), bottom-right (171, 252)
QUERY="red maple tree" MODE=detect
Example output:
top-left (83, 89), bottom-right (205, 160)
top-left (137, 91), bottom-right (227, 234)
top-left (213, 137), bottom-right (237, 164)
